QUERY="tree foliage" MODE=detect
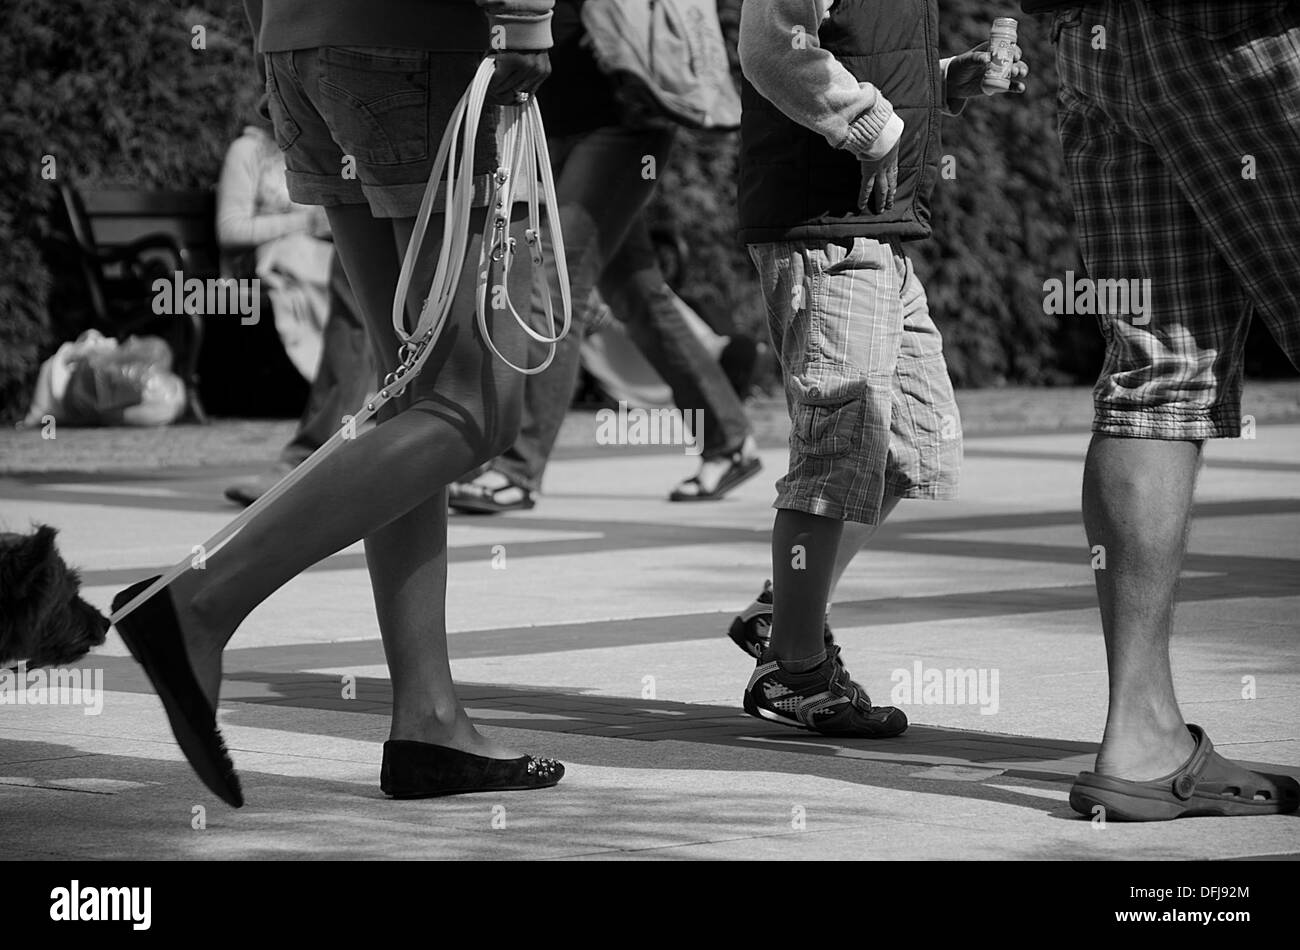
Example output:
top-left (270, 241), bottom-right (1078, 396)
top-left (0, 0), bottom-right (257, 421)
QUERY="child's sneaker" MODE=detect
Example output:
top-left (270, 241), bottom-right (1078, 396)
top-left (743, 649), bottom-right (907, 737)
top-left (727, 580), bottom-right (835, 659)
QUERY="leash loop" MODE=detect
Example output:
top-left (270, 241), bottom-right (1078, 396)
top-left (109, 56), bottom-right (570, 625)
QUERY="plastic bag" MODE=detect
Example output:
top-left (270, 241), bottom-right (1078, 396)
top-left (21, 330), bottom-right (186, 428)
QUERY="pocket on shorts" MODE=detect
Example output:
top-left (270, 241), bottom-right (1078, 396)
top-left (792, 398), bottom-right (863, 460)
top-left (1146, 1), bottom-right (1287, 40)
top-left (318, 46), bottom-right (431, 166)
top-left (264, 57), bottom-right (302, 152)
top-left (790, 367), bottom-right (867, 460)
top-left (1050, 8), bottom-right (1085, 45)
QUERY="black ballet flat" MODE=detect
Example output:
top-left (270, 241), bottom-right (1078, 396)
top-left (112, 576), bottom-right (243, 808)
top-left (380, 740), bottom-right (565, 798)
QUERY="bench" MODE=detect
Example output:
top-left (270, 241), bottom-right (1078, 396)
top-left (47, 184), bottom-right (219, 422)
top-left (78, 188), bottom-right (223, 278)
top-left (47, 182), bottom-right (309, 422)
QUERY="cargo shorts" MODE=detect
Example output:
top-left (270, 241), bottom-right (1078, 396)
top-left (748, 236), bottom-right (962, 525)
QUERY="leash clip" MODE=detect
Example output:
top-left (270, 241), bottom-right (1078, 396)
top-left (525, 228), bottom-right (544, 267)
top-left (490, 215), bottom-right (510, 262)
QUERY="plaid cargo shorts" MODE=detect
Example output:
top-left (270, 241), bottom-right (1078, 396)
top-left (748, 237), bottom-right (961, 526)
top-left (1053, 0), bottom-right (1300, 439)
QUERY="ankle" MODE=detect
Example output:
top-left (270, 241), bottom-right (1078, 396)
top-left (1102, 715), bottom-right (1190, 746)
top-left (166, 570), bottom-right (227, 637)
top-left (185, 580), bottom-right (241, 645)
top-left (390, 702), bottom-right (469, 740)
top-left (1104, 688), bottom-right (1185, 737)
top-left (774, 649), bottom-right (827, 673)
top-left (1095, 722), bottom-right (1195, 780)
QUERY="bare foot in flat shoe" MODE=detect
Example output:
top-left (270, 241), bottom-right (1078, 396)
top-left (165, 572), bottom-right (229, 710)
top-left (392, 711), bottom-right (522, 760)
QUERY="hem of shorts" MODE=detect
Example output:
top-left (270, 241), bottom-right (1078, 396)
top-left (772, 496), bottom-right (880, 526)
top-left (773, 487), bottom-right (954, 526)
top-left (1092, 406), bottom-right (1241, 440)
top-left (884, 481), bottom-right (959, 502)
top-left (285, 169), bottom-right (494, 217)
top-left (285, 169), bottom-right (368, 208)
top-left (363, 176), bottom-right (494, 218)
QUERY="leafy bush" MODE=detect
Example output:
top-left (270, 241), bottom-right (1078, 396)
top-left (0, 0), bottom-right (257, 422)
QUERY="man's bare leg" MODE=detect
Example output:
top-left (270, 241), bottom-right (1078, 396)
top-left (1082, 434), bottom-right (1200, 780)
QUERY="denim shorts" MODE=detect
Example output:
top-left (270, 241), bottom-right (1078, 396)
top-left (749, 237), bottom-right (962, 525)
top-left (264, 47), bottom-right (497, 217)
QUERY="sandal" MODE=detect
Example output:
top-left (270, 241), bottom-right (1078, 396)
top-left (1069, 724), bottom-right (1300, 821)
top-left (669, 451), bottom-right (762, 502)
top-left (447, 472), bottom-right (535, 514)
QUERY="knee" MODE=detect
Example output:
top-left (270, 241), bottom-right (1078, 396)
top-left (481, 400), bottom-right (522, 461)
top-left (438, 387), bottom-right (522, 466)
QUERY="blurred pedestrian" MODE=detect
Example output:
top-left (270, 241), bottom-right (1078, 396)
top-left (215, 102), bottom-right (333, 382)
top-left (449, 0), bottom-right (761, 514)
top-left (217, 93), bottom-right (376, 508)
top-left (223, 254), bottom-right (374, 506)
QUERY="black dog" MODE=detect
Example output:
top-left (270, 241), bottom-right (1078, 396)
top-left (0, 525), bottom-right (109, 668)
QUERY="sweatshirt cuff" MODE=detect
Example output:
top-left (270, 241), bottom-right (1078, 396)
top-left (838, 94), bottom-right (902, 161)
top-left (488, 12), bottom-right (553, 50)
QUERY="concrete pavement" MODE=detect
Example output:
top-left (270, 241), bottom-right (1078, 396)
top-left (1, 410), bottom-right (1297, 859)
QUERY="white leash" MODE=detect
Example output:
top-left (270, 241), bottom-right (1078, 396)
top-left (110, 58), bottom-right (570, 625)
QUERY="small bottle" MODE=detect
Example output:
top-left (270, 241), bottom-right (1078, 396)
top-left (982, 17), bottom-right (1018, 96)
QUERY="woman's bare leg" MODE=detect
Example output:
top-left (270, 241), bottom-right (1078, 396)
top-left (167, 203), bottom-right (533, 758)
top-left (360, 210), bottom-right (530, 757)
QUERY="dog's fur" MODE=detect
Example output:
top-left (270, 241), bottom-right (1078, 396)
top-left (0, 525), bottom-right (109, 668)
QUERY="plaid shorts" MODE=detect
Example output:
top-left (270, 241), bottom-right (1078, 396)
top-left (748, 237), bottom-right (961, 526)
top-left (1054, 0), bottom-right (1300, 439)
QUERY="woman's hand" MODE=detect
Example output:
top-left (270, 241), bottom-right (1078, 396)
top-left (486, 51), bottom-right (551, 106)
